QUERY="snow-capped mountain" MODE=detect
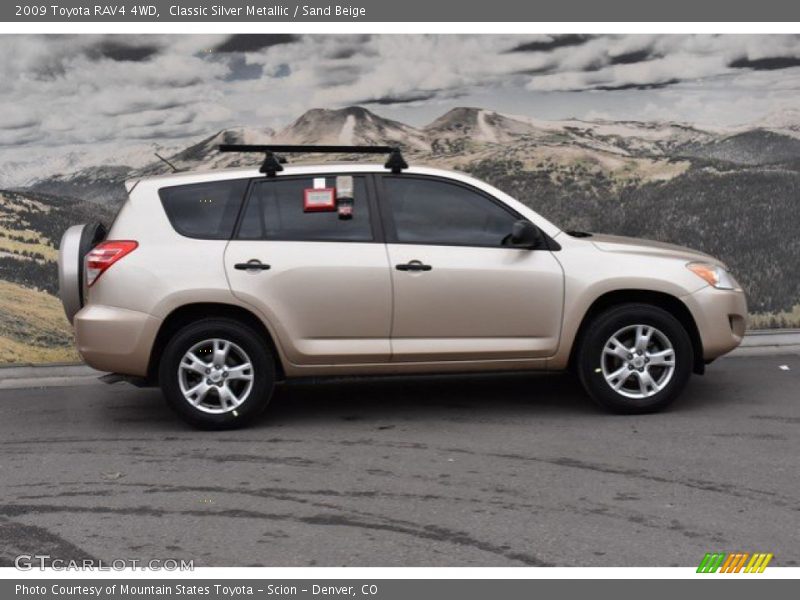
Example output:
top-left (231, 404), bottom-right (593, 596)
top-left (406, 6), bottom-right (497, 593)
top-left (750, 107), bottom-right (800, 138)
top-left (11, 104), bottom-right (800, 199)
top-left (0, 141), bottom-right (188, 188)
top-left (424, 107), bottom-right (548, 143)
top-left (548, 118), bottom-right (717, 155)
top-left (163, 126), bottom-right (277, 172)
top-left (22, 127), bottom-right (276, 203)
top-left (424, 107), bottom-right (718, 156)
top-left (4, 104), bottom-right (800, 332)
top-left (272, 107), bottom-right (430, 151)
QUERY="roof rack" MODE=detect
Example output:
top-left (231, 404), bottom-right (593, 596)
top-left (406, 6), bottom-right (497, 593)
top-left (218, 144), bottom-right (408, 177)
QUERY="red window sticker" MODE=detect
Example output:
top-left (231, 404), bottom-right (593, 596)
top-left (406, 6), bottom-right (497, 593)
top-left (303, 188), bottom-right (336, 212)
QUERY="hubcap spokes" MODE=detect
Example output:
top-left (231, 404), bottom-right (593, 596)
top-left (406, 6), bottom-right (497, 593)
top-left (178, 338), bottom-right (254, 414)
top-left (601, 325), bottom-right (675, 399)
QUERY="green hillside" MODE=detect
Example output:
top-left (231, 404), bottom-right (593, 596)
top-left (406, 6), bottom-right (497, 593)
top-left (0, 190), bottom-right (111, 364)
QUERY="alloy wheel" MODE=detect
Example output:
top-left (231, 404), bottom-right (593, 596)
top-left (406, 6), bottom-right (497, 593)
top-left (178, 338), bottom-right (254, 414)
top-left (600, 324), bottom-right (676, 399)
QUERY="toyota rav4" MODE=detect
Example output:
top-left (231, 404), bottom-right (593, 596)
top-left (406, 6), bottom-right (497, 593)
top-left (57, 145), bottom-right (747, 429)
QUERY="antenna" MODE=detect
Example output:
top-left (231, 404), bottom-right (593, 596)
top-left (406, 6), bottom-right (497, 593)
top-left (218, 144), bottom-right (409, 176)
top-left (154, 153), bottom-right (181, 173)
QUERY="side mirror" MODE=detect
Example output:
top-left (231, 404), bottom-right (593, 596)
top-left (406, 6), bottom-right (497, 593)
top-left (509, 220), bottom-right (543, 249)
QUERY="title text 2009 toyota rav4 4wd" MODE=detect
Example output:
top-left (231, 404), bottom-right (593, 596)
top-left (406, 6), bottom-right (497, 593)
top-left (58, 145), bottom-right (747, 429)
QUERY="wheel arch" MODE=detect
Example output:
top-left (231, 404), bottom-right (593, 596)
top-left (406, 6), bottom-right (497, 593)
top-left (568, 289), bottom-right (705, 375)
top-left (147, 302), bottom-right (286, 384)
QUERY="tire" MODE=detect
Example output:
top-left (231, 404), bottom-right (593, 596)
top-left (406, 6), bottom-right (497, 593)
top-left (576, 303), bottom-right (693, 414)
top-left (159, 318), bottom-right (276, 429)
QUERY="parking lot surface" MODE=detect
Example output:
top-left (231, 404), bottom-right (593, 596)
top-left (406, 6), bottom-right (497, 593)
top-left (0, 355), bottom-right (797, 567)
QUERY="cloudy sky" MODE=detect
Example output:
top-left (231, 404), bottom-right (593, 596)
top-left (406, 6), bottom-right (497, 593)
top-left (1, 34), bottom-right (800, 159)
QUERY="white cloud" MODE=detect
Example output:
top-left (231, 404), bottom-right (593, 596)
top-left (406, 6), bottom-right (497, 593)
top-left (0, 34), bottom-right (799, 156)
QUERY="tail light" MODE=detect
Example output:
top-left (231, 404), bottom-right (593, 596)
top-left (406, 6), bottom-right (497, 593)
top-left (85, 241), bottom-right (138, 286)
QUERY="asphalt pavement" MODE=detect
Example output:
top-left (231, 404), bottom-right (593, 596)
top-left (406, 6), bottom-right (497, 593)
top-left (0, 354), bottom-right (798, 567)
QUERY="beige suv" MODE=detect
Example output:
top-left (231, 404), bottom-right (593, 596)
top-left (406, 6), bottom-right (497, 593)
top-left (58, 145), bottom-right (747, 429)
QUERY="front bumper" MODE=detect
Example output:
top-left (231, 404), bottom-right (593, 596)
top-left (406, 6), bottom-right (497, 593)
top-left (74, 305), bottom-right (161, 377)
top-left (683, 286), bottom-right (748, 360)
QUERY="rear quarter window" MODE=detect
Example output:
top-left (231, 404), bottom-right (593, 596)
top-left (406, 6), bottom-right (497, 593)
top-left (159, 179), bottom-right (249, 239)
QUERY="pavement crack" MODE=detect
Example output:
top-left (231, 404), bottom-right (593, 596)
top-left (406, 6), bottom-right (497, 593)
top-left (301, 513), bottom-right (549, 566)
top-left (440, 448), bottom-right (798, 510)
top-left (0, 493), bottom-right (549, 567)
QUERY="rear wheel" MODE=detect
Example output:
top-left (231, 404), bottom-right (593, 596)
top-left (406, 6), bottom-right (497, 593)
top-left (159, 318), bottom-right (275, 429)
top-left (576, 303), bottom-right (693, 414)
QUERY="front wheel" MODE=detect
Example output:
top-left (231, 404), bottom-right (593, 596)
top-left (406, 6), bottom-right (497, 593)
top-left (576, 303), bottom-right (694, 414)
top-left (159, 318), bottom-right (275, 429)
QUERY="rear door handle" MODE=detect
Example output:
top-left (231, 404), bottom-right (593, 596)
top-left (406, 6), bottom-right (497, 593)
top-left (234, 260), bottom-right (271, 271)
top-left (396, 261), bottom-right (432, 272)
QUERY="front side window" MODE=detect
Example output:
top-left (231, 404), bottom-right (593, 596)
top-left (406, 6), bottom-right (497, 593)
top-left (238, 176), bottom-right (372, 242)
top-left (159, 179), bottom-right (248, 239)
top-left (382, 177), bottom-right (518, 247)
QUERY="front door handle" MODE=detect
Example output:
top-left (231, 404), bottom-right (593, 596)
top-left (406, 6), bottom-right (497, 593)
top-left (234, 260), bottom-right (271, 271)
top-left (396, 261), bottom-right (432, 272)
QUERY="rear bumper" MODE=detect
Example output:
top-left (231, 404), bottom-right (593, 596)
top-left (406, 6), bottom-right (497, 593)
top-left (74, 305), bottom-right (160, 377)
top-left (684, 286), bottom-right (748, 360)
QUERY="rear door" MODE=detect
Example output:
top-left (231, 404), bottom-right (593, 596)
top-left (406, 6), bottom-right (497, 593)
top-left (224, 174), bottom-right (393, 365)
top-left (378, 175), bottom-right (564, 362)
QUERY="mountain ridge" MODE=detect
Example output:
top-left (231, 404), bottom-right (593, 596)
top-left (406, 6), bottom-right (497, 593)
top-left (2, 102), bottom-right (799, 353)
top-left (7, 104), bottom-right (800, 191)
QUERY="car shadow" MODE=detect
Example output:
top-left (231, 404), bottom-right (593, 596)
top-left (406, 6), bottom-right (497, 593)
top-left (255, 363), bottom-right (739, 426)
top-left (104, 367), bottom-right (734, 431)
top-left (261, 371), bottom-right (597, 426)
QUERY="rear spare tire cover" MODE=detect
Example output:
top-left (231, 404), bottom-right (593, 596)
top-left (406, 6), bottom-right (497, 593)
top-left (58, 222), bottom-right (106, 324)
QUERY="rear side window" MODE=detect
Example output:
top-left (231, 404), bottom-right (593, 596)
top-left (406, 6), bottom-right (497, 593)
top-left (237, 176), bottom-right (372, 242)
top-left (159, 179), bottom-right (249, 239)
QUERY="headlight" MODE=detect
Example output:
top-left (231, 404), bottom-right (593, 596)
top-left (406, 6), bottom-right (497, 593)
top-left (687, 262), bottom-right (741, 290)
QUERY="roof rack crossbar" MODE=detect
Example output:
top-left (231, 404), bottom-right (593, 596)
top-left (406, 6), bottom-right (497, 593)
top-left (218, 144), bottom-right (408, 176)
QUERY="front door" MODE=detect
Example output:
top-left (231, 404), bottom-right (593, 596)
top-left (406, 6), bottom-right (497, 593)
top-left (379, 175), bottom-right (564, 362)
top-left (225, 174), bottom-right (392, 365)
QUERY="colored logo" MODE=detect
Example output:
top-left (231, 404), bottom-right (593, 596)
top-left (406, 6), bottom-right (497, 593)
top-left (697, 552), bottom-right (773, 573)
